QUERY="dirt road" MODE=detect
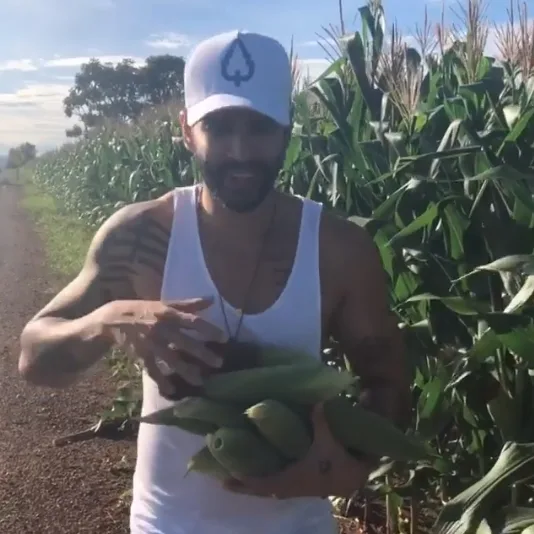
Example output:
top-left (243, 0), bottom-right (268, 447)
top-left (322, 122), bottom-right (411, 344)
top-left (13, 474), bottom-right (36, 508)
top-left (0, 181), bottom-right (371, 534)
top-left (0, 183), bottom-right (135, 533)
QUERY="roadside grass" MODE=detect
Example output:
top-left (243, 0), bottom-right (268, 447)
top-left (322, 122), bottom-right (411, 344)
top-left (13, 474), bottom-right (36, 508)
top-left (18, 172), bottom-right (138, 514)
top-left (20, 181), bottom-right (94, 278)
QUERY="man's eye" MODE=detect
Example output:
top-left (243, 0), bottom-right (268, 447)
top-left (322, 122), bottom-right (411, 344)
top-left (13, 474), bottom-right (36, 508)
top-left (201, 117), bottom-right (277, 136)
top-left (202, 120), bottom-right (230, 135)
top-left (251, 121), bottom-right (276, 134)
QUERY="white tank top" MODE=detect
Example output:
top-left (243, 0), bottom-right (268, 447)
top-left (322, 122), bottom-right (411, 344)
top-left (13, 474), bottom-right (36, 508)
top-left (130, 185), bottom-right (336, 534)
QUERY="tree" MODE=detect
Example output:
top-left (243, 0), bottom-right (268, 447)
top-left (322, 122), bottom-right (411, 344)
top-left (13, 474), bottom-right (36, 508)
top-left (66, 124), bottom-right (83, 138)
top-left (138, 55), bottom-right (185, 106)
top-left (5, 142), bottom-right (37, 181)
top-left (63, 55), bottom-right (186, 132)
top-left (6, 142), bottom-right (37, 169)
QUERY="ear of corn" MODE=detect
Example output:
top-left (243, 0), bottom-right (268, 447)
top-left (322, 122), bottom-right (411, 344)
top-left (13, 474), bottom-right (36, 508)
top-left (144, 344), bottom-right (427, 482)
top-left (206, 427), bottom-right (287, 477)
top-left (171, 396), bottom-right (248, 428)
top-left (138, 407), bottom-right (217, 435)
top-left (323, 396), bottom-right (429, 462)
top-left (203, 363), bottom-right (355, 405)
top-left (185, 445), bottom-right (232, 481)
top-left (256, 345), bottom-right (318, 367)
top-left (245, 399), bottom-right (312, 460)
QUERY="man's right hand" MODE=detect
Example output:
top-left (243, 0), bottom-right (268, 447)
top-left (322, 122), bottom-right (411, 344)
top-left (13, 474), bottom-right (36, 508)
top-left (98, 296), bottom-right (227, 388)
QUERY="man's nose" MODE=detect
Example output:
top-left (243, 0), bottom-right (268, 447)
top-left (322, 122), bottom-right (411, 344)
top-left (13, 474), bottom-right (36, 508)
top-left (226, 134), bottom-right (252, 161)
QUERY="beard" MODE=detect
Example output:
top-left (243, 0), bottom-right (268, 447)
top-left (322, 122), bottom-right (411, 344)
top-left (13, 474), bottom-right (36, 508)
top-left (194, 154), bottom-right (285, 213)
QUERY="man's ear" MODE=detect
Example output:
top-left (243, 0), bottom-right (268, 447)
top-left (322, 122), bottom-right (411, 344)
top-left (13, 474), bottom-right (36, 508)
top-left (178, 109), bottom-right (195, 151)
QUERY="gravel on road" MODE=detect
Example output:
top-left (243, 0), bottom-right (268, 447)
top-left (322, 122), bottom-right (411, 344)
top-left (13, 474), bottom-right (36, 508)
top-left (0, 181), bottom-right (380, 534)
top-left (0, 183), bottom-right (135, 534)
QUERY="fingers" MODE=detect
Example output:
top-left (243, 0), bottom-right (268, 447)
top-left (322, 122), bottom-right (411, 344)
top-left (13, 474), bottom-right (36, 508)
top-left (132, 338), bottom-right (168, 386)
top-left (150, 324), bottom-right (223, 369)
top-left (111, 298), bottom-right (229, 380)
top-left (171, 310), bottom-right (228, 343)
top-left (310, 402), bottom-right (338, 446)
top-left (138, 336), bottom-right (204, 386)
top-left (170, 331), bottom-right (223, 369)
top-left (164, 297), bottom-right (215, 313)
top-left (156, 307), bottom-right (228, 344)
top-left (310, 402), bottom-right (331, 436)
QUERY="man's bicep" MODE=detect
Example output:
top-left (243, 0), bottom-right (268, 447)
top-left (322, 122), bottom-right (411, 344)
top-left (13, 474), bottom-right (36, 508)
top-left (30, 262), bottom-right (112, 322)
top-left (333, 227), bottom-right (395, 347)
top-left (331, 225), bottom-right (411, 426)
top-left (30, 207), bottom-right (133, 323)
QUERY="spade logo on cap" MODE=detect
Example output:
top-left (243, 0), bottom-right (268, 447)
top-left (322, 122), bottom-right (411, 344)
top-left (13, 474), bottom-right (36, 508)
top-left (220, 36), bottom-right (255, 87)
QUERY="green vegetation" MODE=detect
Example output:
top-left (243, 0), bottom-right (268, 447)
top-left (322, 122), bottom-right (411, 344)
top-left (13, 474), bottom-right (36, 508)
top-left (63, 54), bottom-right (186, 136)
top-left (17, 0), bottom-right (534, 531)
top-left (0, 143), bottom-right (38, 183)
top-left (21, 183), bottom-right (94, 277)
top-left (6, 142), bottom-right (36, 169)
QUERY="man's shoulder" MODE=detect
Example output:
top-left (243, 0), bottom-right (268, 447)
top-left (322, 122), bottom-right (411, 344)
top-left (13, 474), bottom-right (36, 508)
top-left (87, 191), bottom-right (176, 263)
top-left (320, 209), bottom-right (376, 260)
top-left (101, 191), bottom-right (175, 233)
top-left (319, 210), bottom-right (388, 315)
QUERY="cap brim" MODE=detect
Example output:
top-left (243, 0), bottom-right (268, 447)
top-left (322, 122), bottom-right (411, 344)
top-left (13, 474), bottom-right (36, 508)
top-left (186, 93), bottom-right (290, 127)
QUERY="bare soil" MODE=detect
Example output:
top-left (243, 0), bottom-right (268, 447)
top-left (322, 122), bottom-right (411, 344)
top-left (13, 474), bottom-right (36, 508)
top-left (0, 183), bottom-right (135, 534)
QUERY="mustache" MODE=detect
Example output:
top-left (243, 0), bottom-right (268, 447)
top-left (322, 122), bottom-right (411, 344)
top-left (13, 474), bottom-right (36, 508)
top-left (212, 161), bottom-right (272, 175)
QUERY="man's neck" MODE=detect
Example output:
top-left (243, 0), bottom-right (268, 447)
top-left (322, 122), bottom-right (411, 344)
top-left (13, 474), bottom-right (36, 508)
top-left (198, 185), bottom-right (278, 242)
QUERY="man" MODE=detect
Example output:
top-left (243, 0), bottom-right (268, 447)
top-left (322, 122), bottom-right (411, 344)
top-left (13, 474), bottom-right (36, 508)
top-left (18, 30), bottom-right (410, 534)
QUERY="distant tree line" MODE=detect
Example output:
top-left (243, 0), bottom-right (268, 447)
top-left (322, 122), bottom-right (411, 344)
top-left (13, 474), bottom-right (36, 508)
top-left (63, 54), bottom-right (186, 137)
top-left (4, 53), bottom-right (185, 162)
top-left (6, 142), bottom-right (37, 169)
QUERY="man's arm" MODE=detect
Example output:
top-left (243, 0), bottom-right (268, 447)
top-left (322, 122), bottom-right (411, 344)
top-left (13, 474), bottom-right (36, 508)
top-left (18, 199), bottom-right (170, 388)
top-left (328, 219), bottom-right (412, 431)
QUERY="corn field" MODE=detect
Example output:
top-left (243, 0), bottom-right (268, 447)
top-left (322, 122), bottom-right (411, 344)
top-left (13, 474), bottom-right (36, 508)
top-left (30, 0), bottom-right (534, 532)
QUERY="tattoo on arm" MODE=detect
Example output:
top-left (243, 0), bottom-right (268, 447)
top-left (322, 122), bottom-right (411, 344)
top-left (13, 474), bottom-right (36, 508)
top-left (97, 211), bottom-right (171, 296)
top-left (20, 204), bottom-right (172, 385)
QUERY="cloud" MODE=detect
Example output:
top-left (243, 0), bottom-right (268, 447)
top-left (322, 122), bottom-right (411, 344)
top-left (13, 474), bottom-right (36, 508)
top-left (0, 59), bottom-right (38, 72)
top-left (300, 22), bottom-right (516, 61)
top-left (91, 0), bottom-right (115, 8)
top-left (296, 59), bottom-right (331, 82)
top-left (145, 32), bottom-right (193, 50)
top-left (0, 55), bottom-right (146, 72)
top-left (43, 55), bottom-right (145, 68)
top-left (0, 83), bottom-right (75, 151)
top-left (0, 84), bottom-right (68, 106)
top-left (299, 35), bottom-right (351, 49)
top-left (2, 0), bottom-right (114, 10)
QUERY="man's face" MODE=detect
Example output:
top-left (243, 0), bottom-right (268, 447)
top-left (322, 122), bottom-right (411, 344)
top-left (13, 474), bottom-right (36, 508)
top-left (181, 108), bottom-right (289, 213)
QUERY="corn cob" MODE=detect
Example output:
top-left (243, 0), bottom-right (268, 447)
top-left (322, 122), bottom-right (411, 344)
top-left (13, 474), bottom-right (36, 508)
top-left (186, 445), bottom-right (232, 481)
top-left (255, 345), bottom-right (317, 367)
top-left (138, 407), bottom-right (217, 435)
top-left (138, 396), bottom-right (248, 432)
top-left (203, 363), bottom-right (355, 405)
top-left (245, 399), bottom-right (312, 460)
top-left (323, 396), bottom-right (428, 461)
top-left (206, 427), bottom-right (286, 477)
top-left (204, 340), bottom-right (261, 372)
top-left (170, 396), bottom-right (248, 428)
top-left (204, 341), bottom-right (316, 371)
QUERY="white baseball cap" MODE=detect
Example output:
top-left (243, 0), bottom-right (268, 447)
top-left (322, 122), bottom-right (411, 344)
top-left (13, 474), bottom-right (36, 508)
top-left (184, 30), bottom-right (292, 127)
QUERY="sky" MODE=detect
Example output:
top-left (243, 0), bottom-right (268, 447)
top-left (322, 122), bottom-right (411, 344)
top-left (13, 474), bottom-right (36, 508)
top-left (0, 0), bottom-right (519, 155)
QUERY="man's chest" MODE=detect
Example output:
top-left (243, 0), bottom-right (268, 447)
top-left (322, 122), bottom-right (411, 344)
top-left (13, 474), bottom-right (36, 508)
top-left (127, 235), bottom-right (340, 338)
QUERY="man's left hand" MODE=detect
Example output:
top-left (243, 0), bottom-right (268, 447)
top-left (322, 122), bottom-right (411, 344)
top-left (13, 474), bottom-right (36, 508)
top-left (222, 402), bottom-right (373, 500)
